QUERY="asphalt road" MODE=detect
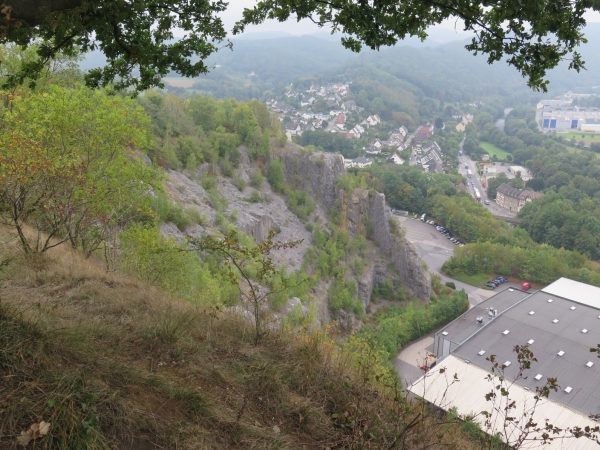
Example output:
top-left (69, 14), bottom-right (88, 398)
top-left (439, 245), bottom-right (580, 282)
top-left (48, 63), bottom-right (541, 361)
top-left (457, 152), bottom-right (517, 218)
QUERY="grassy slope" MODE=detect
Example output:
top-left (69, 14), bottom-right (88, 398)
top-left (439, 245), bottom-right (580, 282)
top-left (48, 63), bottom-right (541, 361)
top-left (0, 225), bottom-right (477, 450)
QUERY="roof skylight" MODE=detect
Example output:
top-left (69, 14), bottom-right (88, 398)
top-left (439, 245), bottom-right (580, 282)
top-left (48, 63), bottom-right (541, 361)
top-left (442, 331), bottom-right (448, 336)
top-left (547, 299), bottom-right (553, 303)
top-left (503, 330), bottom-right (510, 335)
top-left (586, 362), bottom-right (594, 368)
top-left (535, 374), bottom-right (543, 380)
top-left (553, 319), bottom-right (559, 323)
top-left (478, 350), bottom-right (486, 356)
top-left (529, 311), bottom-right (535, 315)
top-left (564, 386), bottom-right (573, 393)
top-left (570, 306), bottom-right (576, 310)
top-left (528, 339), bottom-right (535, 345)
top-left (558, 350), bottom-right (565, 356)
top-left (582, 329), bottom-right (588, 334)
top-left (503, 361), bottom-right (511, 367)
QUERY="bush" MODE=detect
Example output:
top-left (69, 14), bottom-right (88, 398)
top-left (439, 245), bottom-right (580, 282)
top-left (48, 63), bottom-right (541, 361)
top-left (232, 172), bottom-right (246, 191)
top-left (445, 281), bottom-right (456, 290)
top-left (249, 169), bottom-right (264, 188)
top-left (286, 190), bottom-right (315, 221)
top-left (245, 190), bottom-right (264, 203)
top-left (359, 289), bottom-right (469, 355)
top-left (200, 174), bottom-right (216, 190)
top-left (267, 157), bottom-right (285, 192)
top-left (329, 277), bottom-right (362, 315)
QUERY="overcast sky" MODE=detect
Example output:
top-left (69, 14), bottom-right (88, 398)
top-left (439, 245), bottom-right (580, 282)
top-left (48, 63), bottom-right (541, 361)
top-left (216, 1), bottom-right (600, 38)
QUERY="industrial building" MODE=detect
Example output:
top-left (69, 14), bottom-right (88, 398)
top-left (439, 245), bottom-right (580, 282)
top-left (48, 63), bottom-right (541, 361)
top-left (409, 278), bottom-right (600, 449)
top-left (537, 100), bottom-right (600, 132)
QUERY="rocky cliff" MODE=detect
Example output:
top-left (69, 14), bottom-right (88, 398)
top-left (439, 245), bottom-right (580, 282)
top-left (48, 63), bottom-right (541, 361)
top-left (279, 143), bottom-right (345, 211)
top-left (278, 146), bottom-right (431, 304)
top-left (343, 189), bottom-right (431, 302)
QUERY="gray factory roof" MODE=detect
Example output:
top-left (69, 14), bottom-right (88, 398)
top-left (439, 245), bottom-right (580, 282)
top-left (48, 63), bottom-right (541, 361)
top-left (435, 279), bottom-right (600, 417)
top-left (435, 287), bottom-right (530, 346)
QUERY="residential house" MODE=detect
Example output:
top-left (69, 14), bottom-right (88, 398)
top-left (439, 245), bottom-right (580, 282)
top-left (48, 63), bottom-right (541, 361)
top-left (413, 123), bottom-right (434, 145)
top-left (365, 145), bottom-right (381, 155)
top-left (284, 122), bottom-right (302, 140)
top-left (354, 157), bottom-right (372, 168)
top-left (455, 122), bottom-right (466, 132)
top-left (389, 153), bottom-right (405, 165)
top-left (419, 142), bottom-right (443, 173)
top-left (342, 100), bottom-right (357, 111)
top-left (495, 183), bottom-right (544, 212)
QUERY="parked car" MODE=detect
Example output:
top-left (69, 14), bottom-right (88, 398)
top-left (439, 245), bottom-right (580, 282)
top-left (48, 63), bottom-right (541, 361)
top-left (484, 200), bottom-right (490, 205)
top-left (485, 282), bottom-right (496, 289)
top-left (522, 282), bottom-right (531, 290)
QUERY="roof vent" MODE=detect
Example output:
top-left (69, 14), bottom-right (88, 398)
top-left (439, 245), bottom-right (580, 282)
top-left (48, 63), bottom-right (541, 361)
top-left (557, 350), bottom-right (565, 357)
top-left (553, 319), bottom-right (559, 323)
top-left (503, 330), bottom-right (510, 335)
top-left (528, 339), bottom-right (535, 345)
top-left (586, 361), bottom-right (594, 368)
top-left (442, 331), bottom-right (448, 336)
top-left (570, 306), bottom-right (576, 310)
top-left (529, 311), bottom-right (535, 315)
top-left (478, 350), bottom-right (486, 356)
top-left (534, 374), bottom-right (543, 380)
top-left (503, 361), bottom-right (511, 367)
top-left (564, 386), bottom-right (573, 394)
top-left (582, 329), bottom-right (588, 334)
top-left (509, 288), bottom-right (514, 292)
top-left (547, 299), bottom-right (553, 303)
top-left (465, 360), bottom-right (471, 364)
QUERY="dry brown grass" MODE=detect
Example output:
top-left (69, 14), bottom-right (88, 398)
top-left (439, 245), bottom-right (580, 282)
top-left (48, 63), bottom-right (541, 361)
top-left (0, 225), bottom-right (480, 449)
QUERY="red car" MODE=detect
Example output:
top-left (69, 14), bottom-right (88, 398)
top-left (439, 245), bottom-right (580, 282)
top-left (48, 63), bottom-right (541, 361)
top-left (522, 282), bottom-right (531, 291)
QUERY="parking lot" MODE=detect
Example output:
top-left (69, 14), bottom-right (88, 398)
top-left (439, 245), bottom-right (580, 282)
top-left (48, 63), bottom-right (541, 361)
top-left (396, 216), bottom-right (523, 306)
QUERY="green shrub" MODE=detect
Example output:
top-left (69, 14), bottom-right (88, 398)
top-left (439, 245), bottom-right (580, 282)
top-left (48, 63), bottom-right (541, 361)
top-left (445, 281), bottom-right (456, 290)
top-left (329, 277), bottom-right (362, 315)
top-left (249, 169), bottom-right (264, 188)
top-left (286, 190), bottom-right (315, 221)
top-left (232, 172), bottom-right (246, 191)
top-left (245, 190), bottom-right (264, 203)
top-left (200, 174), bottom-right (216, 191)
top-left (267, 158), bottom-right (285, 192)
top-left (359, 289), bottom-right (469, 355)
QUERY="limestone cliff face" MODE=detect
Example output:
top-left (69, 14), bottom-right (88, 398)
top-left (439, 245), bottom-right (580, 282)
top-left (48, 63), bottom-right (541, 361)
top-left (344, 189), bottom-right (432, 302)
top-left (279, 144), bottom-right (345, 211)
top-left (278, 146), bottom-right (431, 313)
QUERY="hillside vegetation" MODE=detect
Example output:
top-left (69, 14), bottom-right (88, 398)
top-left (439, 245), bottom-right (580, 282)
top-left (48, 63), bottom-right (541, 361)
top-left (0, 224), bottom-right (479, 449)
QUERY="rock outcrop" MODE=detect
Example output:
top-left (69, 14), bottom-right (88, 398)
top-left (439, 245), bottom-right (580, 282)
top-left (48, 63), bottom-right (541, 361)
top-left (279, 144), bottom-right (345, 211)
top-left (343, 189), bottom-right (432, 302)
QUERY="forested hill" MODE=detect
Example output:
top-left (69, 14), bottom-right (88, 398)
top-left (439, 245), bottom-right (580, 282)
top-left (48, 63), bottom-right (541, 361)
top-left (153, 23), bottom-right (600, 101)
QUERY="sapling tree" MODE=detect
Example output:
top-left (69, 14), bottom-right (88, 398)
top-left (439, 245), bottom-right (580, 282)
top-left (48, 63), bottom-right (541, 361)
top-left (188, 229), bottom-right (303, 345)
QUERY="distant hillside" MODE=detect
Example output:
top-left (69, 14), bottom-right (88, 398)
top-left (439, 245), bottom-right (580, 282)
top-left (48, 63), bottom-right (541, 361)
top-left (78, 23), bottom-right (600, 100)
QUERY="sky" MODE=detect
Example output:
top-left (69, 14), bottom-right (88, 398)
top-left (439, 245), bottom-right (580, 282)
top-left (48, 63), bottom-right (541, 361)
top-left (216, 1), bottom-right (600, 38)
